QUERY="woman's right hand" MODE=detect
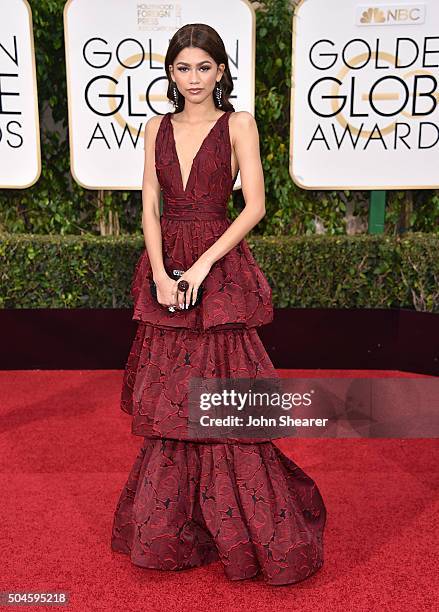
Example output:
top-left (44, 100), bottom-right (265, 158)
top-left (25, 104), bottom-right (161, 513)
top-left (153, 273), bottom-right (179, 309)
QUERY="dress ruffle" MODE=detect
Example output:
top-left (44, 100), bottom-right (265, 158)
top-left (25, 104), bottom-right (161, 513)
top-left (131, 218), bottom-right (274, 331)
top-left (111, 437), bottom-right (326, 585)
top-left (121, 321), bottom-right (280, 443)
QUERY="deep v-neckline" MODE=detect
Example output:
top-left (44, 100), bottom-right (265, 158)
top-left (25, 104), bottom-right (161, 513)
top-left (168, 111), bottom-right (228, 195)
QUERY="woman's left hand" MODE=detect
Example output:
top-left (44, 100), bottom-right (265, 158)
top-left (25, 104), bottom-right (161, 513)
top-left (175, 258), bottom-right (212, 309)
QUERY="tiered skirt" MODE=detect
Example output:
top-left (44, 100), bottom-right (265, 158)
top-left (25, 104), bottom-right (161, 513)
top-left (111, 218), bottom-right (326, 585)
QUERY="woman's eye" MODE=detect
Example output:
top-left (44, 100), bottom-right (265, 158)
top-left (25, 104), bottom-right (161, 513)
top-left (177, 66), bottom-right (210, 72)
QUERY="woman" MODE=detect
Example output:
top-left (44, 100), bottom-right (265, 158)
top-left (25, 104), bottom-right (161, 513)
top-left (111, 23), bottom-right (327, 586)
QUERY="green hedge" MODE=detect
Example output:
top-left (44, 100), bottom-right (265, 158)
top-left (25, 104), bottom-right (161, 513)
top-left (0, 0), bottom-right (437, 236)
top-left (1, 233), bottom-right (437, 312)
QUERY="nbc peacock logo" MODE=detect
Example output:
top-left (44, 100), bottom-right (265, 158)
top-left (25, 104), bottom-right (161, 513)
top-left (356, 4), bottom-right (425, 26)
top-left (360, 8), bottom-right (386, 23)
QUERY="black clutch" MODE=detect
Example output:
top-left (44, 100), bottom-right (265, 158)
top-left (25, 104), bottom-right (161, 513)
top-left (149, 268), bottom-right (204, 310)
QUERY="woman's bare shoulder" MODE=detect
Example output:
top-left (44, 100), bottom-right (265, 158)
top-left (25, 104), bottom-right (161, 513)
top-left (229, 111), bottom-right (258, 147)
top-left (229, 110), bottom-right (257, 127)
top-left (143, 113), bottom-right (168, 147)
top-left (229, 110), bottom-right (258, 135)
top-left (145, 113), bottom-right (167, 134)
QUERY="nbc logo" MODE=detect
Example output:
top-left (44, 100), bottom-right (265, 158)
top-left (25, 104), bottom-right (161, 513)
top-left (356, 4), bottom-right (425, 26)
top-left (360, 8), bottom-right (385, 23)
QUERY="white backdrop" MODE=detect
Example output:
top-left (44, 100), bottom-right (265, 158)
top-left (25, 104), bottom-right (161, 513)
top-left (0, 0), bottom-right (40, 189)
top-left (290, 0), bottom-right (439, 189)
top-left (64, 0), bottom-right (255, 190)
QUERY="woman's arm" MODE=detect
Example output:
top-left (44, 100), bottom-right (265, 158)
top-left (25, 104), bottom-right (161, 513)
top-left (141, 115), bottom-right (167, 282)
top-left (198, 111), bottom-right (266, 268)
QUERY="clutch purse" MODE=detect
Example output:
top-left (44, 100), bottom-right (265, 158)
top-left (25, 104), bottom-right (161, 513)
top-left (149, 268), bottom-right (204, 310)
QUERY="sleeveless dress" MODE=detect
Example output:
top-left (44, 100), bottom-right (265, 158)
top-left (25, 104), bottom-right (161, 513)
top-left (111, 110), bottom-right (327, 585)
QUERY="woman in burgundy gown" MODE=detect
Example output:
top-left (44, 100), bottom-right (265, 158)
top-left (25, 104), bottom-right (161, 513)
top-left (111, 24), bottom-right (326, 586)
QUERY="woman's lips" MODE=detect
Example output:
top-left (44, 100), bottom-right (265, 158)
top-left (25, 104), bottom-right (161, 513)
top-left (188, 89), bottom-right (202, 94)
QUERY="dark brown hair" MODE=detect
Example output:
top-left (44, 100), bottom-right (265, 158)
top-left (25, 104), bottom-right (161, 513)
top-left (164, 24), bottom-right (235, 113)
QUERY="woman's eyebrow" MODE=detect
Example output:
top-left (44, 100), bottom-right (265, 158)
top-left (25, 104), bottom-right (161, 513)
top-left (176, 60), bottom-right (212, 66)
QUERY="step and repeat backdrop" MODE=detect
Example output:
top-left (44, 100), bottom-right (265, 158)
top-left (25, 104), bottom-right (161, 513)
top-left (63, 0), bottom-right (254, 189)
top-left (1, 0), bottom-right (438, 190)
top-left (291, 0), bottom-right (439, 189)
top-left (0, 0), bottom-right (40, 188)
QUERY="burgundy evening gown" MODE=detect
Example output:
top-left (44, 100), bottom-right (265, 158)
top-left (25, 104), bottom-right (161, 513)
top-left (110, 110), bottom-right (327, 585)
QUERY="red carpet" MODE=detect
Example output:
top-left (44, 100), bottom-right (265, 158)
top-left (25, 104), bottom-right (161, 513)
top-left (0, 369), bottom-right (437, 611)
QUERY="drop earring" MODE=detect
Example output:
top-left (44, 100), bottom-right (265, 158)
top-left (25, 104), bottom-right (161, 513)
top-left (214, 81), bottom-right (223, 108)
top-left (172, 81), bottom-right (179, 109)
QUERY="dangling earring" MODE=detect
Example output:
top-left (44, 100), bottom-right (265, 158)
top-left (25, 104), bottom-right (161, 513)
top-left (172, 81), bottom-right (179, 109)
top-left (214, 81), bottom-right (223, 108)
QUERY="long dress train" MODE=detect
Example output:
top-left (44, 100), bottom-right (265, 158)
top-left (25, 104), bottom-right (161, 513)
top-left (110, 110), bottom-right (327, 586)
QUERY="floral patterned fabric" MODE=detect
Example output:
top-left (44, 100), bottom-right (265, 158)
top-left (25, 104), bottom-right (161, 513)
top-left (111, 438), bottom-right (326, 586)
top-left (111, 109), bottom-right (327, 585)
top-left (131, 111), bottom-right (274, 331)
top-left (121, 321), bottom-right (283, 443)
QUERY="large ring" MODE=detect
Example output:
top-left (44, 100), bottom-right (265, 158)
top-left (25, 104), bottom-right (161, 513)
top-left (177, 279), bottom-right (189, 292)
top-left (168, 305), bottom-right (176, 312)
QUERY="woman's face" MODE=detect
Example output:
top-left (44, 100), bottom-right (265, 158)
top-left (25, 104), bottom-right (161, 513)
top-left (169, 46), bottom-right (225, 104)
